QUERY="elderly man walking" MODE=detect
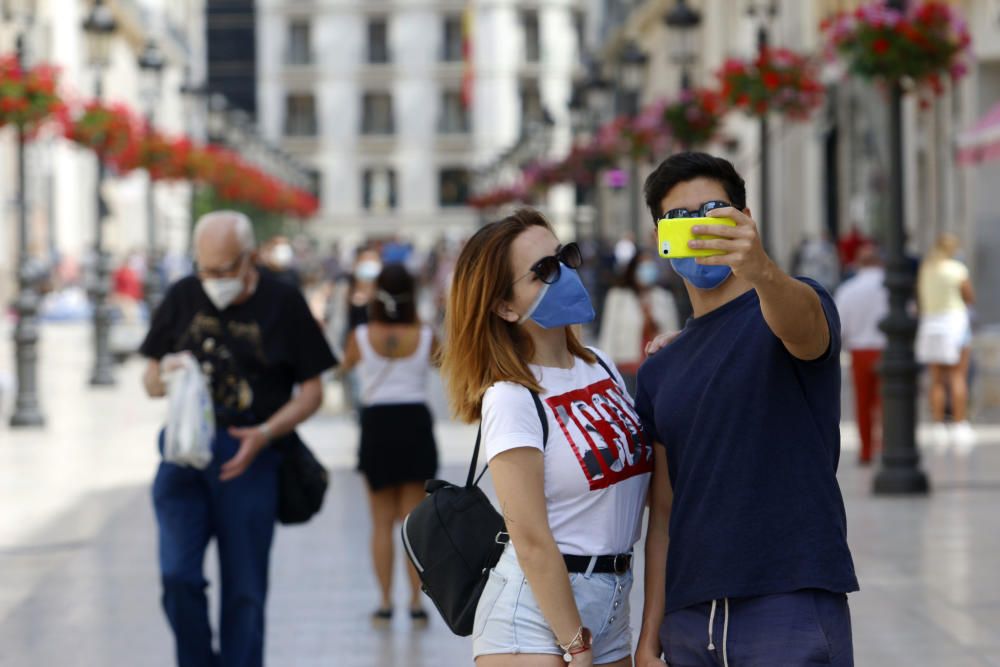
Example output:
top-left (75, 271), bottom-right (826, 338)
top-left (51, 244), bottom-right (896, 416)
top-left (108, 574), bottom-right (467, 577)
top-left (140, 211), bottom-right (337, 666)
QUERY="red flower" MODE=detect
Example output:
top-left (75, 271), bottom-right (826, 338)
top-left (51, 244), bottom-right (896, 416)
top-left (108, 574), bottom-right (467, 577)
top-left (762, 71), bottom-right (782, 90)
top-left (823, 1), bottom-right (971, 96)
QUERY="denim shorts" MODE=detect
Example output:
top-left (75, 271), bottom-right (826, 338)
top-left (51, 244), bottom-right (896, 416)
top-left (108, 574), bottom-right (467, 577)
top-left (472, 545), bottom-right (634, 664)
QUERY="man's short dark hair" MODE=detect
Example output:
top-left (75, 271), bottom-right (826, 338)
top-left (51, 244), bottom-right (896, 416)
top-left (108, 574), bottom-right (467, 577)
top-left (643, 152), bottom-right (747, 224)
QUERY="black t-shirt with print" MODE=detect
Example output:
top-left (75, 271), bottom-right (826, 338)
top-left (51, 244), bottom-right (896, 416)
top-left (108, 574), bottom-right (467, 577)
top-left (140, 273), bottom-right (338, 426)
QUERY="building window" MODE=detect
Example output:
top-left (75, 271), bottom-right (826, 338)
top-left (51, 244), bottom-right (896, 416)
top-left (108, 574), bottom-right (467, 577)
top-left (306, 168), bottom-right (322, 201)
top-left (284, 93), bottom-right (317, 136)
top-left (439, 90), bottom-right (470, 134)
top-left (520, 81), bottom-right (544, 125)
top-left (522, 10), bottom-right (540, 63)
top-left (439, 168), bottom-right (470, 207)
top-left (286, 20), bottom-right (312, 65)
top-left (367, 17), bottom-right (390, 64)
top-left (362, 92), bottom-right (394, 134)
top-left (363, 168), bottom-right (397, 211)
top-left (442, 15), bottom-right (463, 62)
top-left (573, 10), bottom-right (586, 61)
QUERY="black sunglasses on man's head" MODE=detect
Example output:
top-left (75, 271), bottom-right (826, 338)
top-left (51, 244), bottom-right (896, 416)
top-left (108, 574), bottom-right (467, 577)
top-left (513, 242), bottom-right (583, 286)
top-left (663, 200), bottom-right (732, 220)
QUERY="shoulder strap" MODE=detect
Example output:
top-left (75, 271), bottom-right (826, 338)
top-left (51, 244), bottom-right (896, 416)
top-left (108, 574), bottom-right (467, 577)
top-left (589, 349), bottom-right (618, 384)
top-left (470, 387), bottom-right (549, 487)
top-left (466, 426), bottom-right (485, 488)
top-left (530, 390), bottom-right (549, 447)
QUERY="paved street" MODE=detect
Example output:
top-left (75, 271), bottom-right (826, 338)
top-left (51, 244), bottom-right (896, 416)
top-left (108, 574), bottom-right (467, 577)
top-left (3, 323), bottom-right (1000, 666)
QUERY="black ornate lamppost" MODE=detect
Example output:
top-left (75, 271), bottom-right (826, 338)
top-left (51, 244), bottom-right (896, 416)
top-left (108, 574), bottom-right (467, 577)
top-left (569, 56), bottom-right (612, 241)
top-left (617, 40), bottom-right (648, 244)
top-left (137, 38), bottom-right (165, 316)
top-left (746, 0), bottom-right (778, 256)
top-left (5, 0), bottom-right (45, 426)
top-left (873, 0), bottom-right (929, 495)
top-left (82, 0), bottom-right (117, 387)
top-left (664, 0), bottom-right (703, 152)
top-left (664, 0), bottom-right (701, 94)
top-left (178, 65), bottom-right (207, 228)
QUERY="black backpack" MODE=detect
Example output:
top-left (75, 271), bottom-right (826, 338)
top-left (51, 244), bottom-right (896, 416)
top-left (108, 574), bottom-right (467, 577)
top-left (400, 389), bottom-right (548, 636)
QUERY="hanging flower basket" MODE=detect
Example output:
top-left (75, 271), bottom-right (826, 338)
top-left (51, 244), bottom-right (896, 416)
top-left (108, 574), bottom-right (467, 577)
top-left (0, 56), bottom-right (62, 131)
top-left (655, 88), bottom-right (725, 147)
top-left (469, 185), bottom-right (527, 210)
top-left (63, 102), bottom-right (143, 172)
top-left (139, 132), bottom-right (195, 181)
top-left (822, 1), bottom-right (971, 96)
top-left (718, 48), bottom-right (825, 120)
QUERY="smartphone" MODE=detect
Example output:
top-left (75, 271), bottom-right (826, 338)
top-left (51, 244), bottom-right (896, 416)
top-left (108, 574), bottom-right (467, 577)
top-left (657, 217), bottom-right (736, 259)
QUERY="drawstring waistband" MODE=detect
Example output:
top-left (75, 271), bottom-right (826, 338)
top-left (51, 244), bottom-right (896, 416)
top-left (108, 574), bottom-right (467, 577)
top-left (706, 598), bottom-right (730, 667)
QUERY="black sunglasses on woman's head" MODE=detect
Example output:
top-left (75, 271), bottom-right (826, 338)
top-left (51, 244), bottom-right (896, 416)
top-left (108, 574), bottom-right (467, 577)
top-left (512, 243), bottom-right (583, 286)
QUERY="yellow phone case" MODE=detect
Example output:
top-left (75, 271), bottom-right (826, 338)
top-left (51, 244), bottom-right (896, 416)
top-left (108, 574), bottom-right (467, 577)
top-left (657, 217), bottom-right (737, 258)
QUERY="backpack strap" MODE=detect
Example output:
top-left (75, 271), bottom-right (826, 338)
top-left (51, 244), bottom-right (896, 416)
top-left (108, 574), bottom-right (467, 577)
top-left (529, 390), bottom-right (549, 448)
top-left (466, 426), bottom-right (485, 488)
top-left (470, 387), bottom-right (549, 488)
top-left (588, 348), bottom-right (620, 389)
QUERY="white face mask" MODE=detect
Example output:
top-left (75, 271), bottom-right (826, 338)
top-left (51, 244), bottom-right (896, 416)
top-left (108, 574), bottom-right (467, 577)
top-left (202, 277), bottom-right (245, 311)
top-left (271, 243), bottom-right (294, 268)
top-left (355, 260), bottom-right (382, 282)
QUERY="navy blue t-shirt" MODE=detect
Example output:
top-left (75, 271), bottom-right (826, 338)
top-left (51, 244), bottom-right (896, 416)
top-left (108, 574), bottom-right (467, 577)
top-left (635, 277), bottom-right (859, 613)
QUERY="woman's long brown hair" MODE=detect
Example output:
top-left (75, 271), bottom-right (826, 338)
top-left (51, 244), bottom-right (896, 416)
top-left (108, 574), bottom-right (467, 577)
top-left (440, 208), bottom-right (595, 423)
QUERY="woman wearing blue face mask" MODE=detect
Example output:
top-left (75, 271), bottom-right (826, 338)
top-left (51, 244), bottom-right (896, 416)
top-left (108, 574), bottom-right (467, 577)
top-left (598, 249), bottom-right (678, 396)
top-left (441, 209), bottom-right (653, 667)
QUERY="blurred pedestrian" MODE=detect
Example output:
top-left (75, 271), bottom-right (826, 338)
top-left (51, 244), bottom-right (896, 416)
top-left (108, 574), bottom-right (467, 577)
top-left (835, 243), bottom-right (887, 464)
top-left (339, 263), bottom-right (439, 627)
top-left (139, 211), bottom-right (337, 667)
top-left (915, 233), bottom-right (976, 449)
top-left (347, 247), bottom-right (382, 336)
top-left (791, 232), bottom-right (841, 293)
top-left (635, 153), bottom-right (857, 667)
top-left (441, 209), bottom-right (652, 666)
top-left (598, 249), bottom-right (678, 396)
top-left (258, 235), bottom-right (301, 289)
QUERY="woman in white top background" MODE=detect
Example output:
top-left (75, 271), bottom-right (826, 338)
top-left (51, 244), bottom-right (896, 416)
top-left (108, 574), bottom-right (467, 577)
top-left (598, 249), bottom-right (678, 397)
top-left (340, 263), bottom-right (439, 625)
top-left (441, 209), bottom-right (654, 667)
top-left (915, 233), bottom-right (976, 448)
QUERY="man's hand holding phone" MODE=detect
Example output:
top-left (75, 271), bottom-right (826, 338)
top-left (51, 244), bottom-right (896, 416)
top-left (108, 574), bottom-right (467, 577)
top-left (686, 207), bottom-right (775, 284)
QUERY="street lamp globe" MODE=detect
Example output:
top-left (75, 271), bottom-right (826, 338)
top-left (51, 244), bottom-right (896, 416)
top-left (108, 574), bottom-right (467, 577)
top-left (618, 40), bottom-right (648, 95)
top-left (582, 59), bottom-right (613, 120)
top-left (206, 93), bottom-right (229, 143)
top-left (664, 0), bottom-right (702, 81)
top-left (82, 0), bottom-right (117, 68)
top-left (137, 39), bottom-right (166, 111)
top-left (2, 0), bottom-right (36, 23)
top-left (568, 78), bottom-right (588, 130)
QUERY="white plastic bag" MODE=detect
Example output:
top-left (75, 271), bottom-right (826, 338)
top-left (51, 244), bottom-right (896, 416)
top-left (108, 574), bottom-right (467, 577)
top-left (163, 353), bottom-right (215, 469)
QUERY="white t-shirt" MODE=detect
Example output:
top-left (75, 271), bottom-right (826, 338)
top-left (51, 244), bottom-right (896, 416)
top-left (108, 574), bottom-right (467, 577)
top-left (481, 349), bottom-right (653, 556)
top-left (834, 267), bottom-right (887, 351)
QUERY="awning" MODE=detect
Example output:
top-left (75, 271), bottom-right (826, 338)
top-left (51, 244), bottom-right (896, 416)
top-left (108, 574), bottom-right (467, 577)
top-left (956, 101), bottom-right (1000, 166)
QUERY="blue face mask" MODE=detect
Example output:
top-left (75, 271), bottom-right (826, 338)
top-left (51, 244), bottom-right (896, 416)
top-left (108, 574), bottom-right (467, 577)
top-left (518, 264), bottom-right (596, 329)
top-left (636, 261), bottom-right (660, 287)
top-left (670, 258), bottom-right (732, 290)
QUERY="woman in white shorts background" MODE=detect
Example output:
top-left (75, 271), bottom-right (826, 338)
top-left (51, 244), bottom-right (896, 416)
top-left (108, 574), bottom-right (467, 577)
top-left (440, 209), bottom-right (653, 666)
top-left (915, 233), bottom-right (976, 448)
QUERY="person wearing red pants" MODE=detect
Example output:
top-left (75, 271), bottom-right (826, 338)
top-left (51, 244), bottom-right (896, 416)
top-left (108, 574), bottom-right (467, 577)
top-left (835, 244), bottom-right (887, 464)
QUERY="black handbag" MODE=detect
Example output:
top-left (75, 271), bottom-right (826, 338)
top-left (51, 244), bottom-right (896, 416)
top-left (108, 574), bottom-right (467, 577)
top-left (400, 389), bottom-right (548, 636)
top-left (275, 431), bottom-right (329, 525)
